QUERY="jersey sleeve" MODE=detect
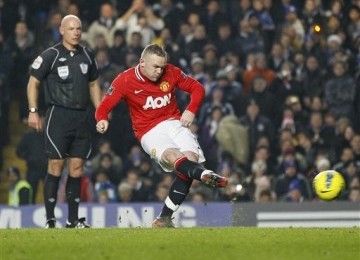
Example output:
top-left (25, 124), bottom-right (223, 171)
top-left (95, 73), bottom-right (125, 122)
top-left (172, 65), bottom-right (205, 114)
top-left (30, 49), bottom-right (56, 80)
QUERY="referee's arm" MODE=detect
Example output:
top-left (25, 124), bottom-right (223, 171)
top-left (89, 79), bottom-right (101, 109)
top-left (27, 76), bottom-right (42, 131)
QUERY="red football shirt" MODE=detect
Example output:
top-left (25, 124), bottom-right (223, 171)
top-left (95, 64), bottom-right (205, 140)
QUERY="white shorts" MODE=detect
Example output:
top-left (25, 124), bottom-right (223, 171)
top-left (140, 119), bottom-right (205, 172)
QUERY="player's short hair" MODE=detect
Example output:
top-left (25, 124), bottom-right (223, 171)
top-left (141, 44), bottom-right (167, 60)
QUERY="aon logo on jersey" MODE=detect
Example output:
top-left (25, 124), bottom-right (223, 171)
top-left (143, 94), bottom-right (171, 110)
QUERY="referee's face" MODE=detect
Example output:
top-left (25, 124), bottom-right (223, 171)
top-left (60, 17), bottom-right (82, 50)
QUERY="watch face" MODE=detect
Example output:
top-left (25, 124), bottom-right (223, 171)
top-left (29, 108), bottom-right (37, 113)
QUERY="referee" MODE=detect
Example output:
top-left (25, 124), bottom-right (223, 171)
top-left (27, 15), bottom-right (101, 228)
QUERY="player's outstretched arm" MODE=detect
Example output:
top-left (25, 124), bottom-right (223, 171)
top-left (96, 120), bottom-right (109, 134)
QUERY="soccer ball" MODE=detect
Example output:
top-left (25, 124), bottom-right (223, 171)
top-left (313, 170), bottom-right (345, 201)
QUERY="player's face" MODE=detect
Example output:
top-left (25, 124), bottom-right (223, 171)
top-left (60, 18), bottom-right (82, 50)
top-left (140, 54), bottom-right (166, 82)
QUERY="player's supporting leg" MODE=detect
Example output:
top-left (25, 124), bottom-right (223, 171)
top-left (174, 157), bottom-right (228, 188)
top-left (152, 172), bottom-right (192, 228)
top-left (43, 173), bottom-right (60, 228)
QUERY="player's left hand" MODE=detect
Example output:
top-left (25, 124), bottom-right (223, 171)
top-left (180, 110), bottom-right (195, 127)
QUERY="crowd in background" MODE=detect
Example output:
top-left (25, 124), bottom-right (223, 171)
top-left (1, 0), bottom-right (360, 205)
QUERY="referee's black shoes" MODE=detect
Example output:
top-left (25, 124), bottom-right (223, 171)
top-left (45, 218), bottom-right (56, 228)
top-left (65, 217), bottom-right (90, 228)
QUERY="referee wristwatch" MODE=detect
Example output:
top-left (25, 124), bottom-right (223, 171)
top-left (29, 107), bottom-right (38, 113)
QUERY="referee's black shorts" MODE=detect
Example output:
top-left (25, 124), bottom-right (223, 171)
top-left (45, 105), bottom-right (92, 159)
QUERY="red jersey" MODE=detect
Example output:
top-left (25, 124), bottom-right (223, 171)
top-left (95, 64), bottom-right (205, 140)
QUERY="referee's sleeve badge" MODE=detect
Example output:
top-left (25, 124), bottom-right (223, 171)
top-left (32, 56), bottom-right (43, 69)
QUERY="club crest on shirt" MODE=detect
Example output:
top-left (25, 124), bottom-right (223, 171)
top-left (57, 65), bottom-right (69, 79)
top-left (79, 63), bottom-right (88, 74)
top-left (159, 81), bottom-right (170, 92)
top-left (106, 86), bottom-right (114, 95)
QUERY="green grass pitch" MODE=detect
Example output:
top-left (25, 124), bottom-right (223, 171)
top-left (1, 227), bottom-right (359, 260)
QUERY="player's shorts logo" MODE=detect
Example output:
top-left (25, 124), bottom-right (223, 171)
top-left (151, 148), bottom-right (156, 158)
top-left (159, 81), bottom-right (170, 92)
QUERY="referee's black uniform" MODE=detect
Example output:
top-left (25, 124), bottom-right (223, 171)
top-left (30, 43), bottom-right (99, 159)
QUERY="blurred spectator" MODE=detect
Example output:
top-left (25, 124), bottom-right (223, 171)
top-left (302, 55), bottom-right (328, 106)
top-left (350, 134), bottom-right (360, 163)
top-left (198, 87), bottom-right (234, 126)
top-left (274, 159), bottom-right (312, 201)
top-left (283, 179), bottom-right (306, 202)
top-left (229, 0), bottom-right (253, 30)
top-left (124, 168), bottom-right (151, 202)
top-left (122, 31), bottom-right (143, 59)
top-left (247, 75), bottom-right (279, 124)
top-left (198, 105), bottom-right (223, 170)
top-left (324, 61), bottom-right (356, 121)
top-left (239, 99), bottom-right (276, 158)
top-left (95, 48), bottom-right (122, 96)
top-left (333, 147), bottom-right (355, 174)
top-left (116, 0), bottom-right (164, 47)
top-left (268, 42), bottom-right (286, 73)
top-left (7, 167), bottom-right (33, 206)
top-left (202, 43), bottom-right (220, 77)
top-left (282, 5), bottom-right (305, 47)
top-left (16, 121), bottom-right (47, 203)
top-left (39, 11), bottom-right (62, 50)
top-left (91, 153), bottom-right (122, 186)
top-left (301, 0), bottom-right (323, 33)
top-left (234, 18), bottom-right (265, 61)
top-left (152, 0), bottom-right (185, 39)
top-left (122, 144), bottom-right (148, 174)
top-left (270, 61), bottom-right (303, 107)
top-left (215, 114), bottom-right (249, 167)
top-left (117, 181), bottom-right (134, 202)
top-left (86, 3), bottom-right (120, 49)
top-left (93, 170), bottom-right (117, 203)
top-left (109, 30), bottom-right (127, 66)
top-left (185, 24), bottom-right (209, 60)
top-left (242, 53), bottom-right (276, 95)
top-left (203, 0), bottom-right (229, 41)
top-left (152, 183), bottom-right (169, 202)
top-left (214, 22), bottom-right (236, 57)
top-left (7, 20), bottom-right (36, 122)
top-left (0, 29), bottom-right (13, 154)
top-left (285, 95), bottom-right (309, 130)
top-left (346, 5), bottom-right (360, 52)
top-left (90, 139), bottom-right (123, 174)
top-left (306, 111), bottom-right (336, 152)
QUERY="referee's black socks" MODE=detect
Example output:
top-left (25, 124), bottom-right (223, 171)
top-left (43, 174), bottom-right (60, 220)
top-left (66, 176), bottom-right (81, 223)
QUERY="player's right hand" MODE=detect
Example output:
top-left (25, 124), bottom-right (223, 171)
top-left (96, 120), bottom-right (109, 134)
top-left (28, 112), bottom-right (43, 131)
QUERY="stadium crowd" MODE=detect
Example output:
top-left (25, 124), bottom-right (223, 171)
top-left (1, 0), bottom-right (360, 204)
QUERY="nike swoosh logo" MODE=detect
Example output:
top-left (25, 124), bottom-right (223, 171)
top-left (320, 190), bottom-right (332, 193)
top-left (173, 190), bottom-right (186, 195)
top-left (135, 90), bottom-right (143, 94)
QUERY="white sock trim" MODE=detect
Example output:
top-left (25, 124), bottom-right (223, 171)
top-left (165, 197), bottom-right (180, 212)
top-left (200, 169), bottom-right (213, 179)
